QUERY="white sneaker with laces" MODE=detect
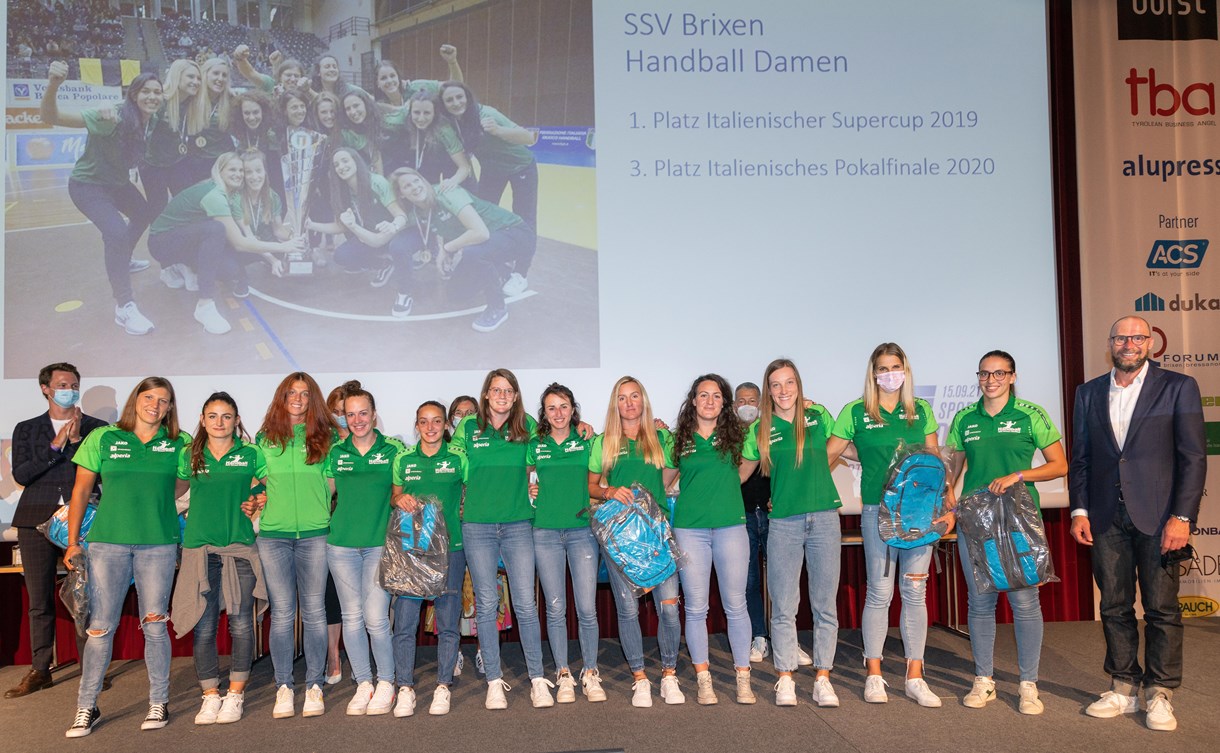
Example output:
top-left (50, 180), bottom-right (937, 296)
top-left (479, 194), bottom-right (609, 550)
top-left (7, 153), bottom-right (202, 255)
top-left (1085, 690), bottom-right (1138, 718)
top-left (864, 674), bottom-right (889, 703)
top-left (216, 692), bottom-right (244, 724)
top-left (749, 636), bottom-right (769, 663)
top-left (475, 649), bottom-right (486, 676)
top-left (796, 647), bottom-right (813, 666)
top-left (195, 694), bottom-right (222, 725)
top-left (1145, 693), bottom-right (1176, 731)
top-left (180, 264), bottom-right (200, 292)
top-left (812, 676), bottom-right (840, 708)
top-left (631, 678), bottom-right (653, 708)
top-left (194, 299), bottom-right (232, 334)
top-left (485, 678), bottom-right (509, 710)
top-left (160, 264), bottom-right (185, 289)
top-left (581, 669), bottom-right (607, 702)
top-left (302, 684), bottom-right (325, 717)
top-left (273, 685), bottom-right (294, 718)
top-left (346, 681), bottom-right (373, 715)
top-left (736, 669), bottom-right (756, 704)
top-left (775, 675), bottom-right (798, 706)
top-left (453, 653), bottom-right (464, 677)
top-left (1018, 681), bottom-right (1044, 716)
top-left (114, 301), bottom-right (154, 335)
top-left (905, 678), bottom-right (942, 708)
top-left (696, 670), bottom-right (718, 705)
top-left (531, 677), bottom-right (556, 708)
top-left (367, 681), bottom-right (395, 716)
top-left (660, 674), bottom-right (686, 705)
top-left (502, 272), bottom-right (528, 297)
top-left (555, 672), bottom-right (577, 703)
top-left (963, 676), bottom-right (997, 708)
top-left (393, 686), bottom-right (416, 718)
top-left (429, 685), bottom-right (451, 716)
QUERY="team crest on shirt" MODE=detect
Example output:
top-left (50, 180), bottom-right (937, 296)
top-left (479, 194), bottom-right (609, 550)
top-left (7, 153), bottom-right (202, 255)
top-left (368, 452), bottom-right (390, 465)
top-left (997, 421), bottom-right (1021, 434)
top-left (564, 440), bottom-right (583, 453)
top-left (224, 456), bottom-right (249, 467)
top-left (151, 440), bottom-right (176, 452)
top-left (435, 460), bottom-right (457, 474)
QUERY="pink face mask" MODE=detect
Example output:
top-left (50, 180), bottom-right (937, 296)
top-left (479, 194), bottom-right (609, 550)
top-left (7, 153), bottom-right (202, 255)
top-left (875, 371), bottom-right (906, 393)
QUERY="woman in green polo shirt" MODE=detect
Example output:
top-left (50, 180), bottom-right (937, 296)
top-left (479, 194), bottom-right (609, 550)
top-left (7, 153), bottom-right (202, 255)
top-left (62, 377), bottom-right (189, 738)
top-left (390, 400), bottom-right (469, 717)
top-left (324, 383), bottom-right (405, 718)
top-left (829, 343), bottom-right (948, 708)
top-left (39, 63), bottom-right (163, 336)
top-left (174, 392), bottom-right (266, 726)
top-left (231, 90), bottom-right (283, 198)
top-left (527, 383), bottom-right (604, 704)
top-left (946, 350), bottom-right (1066, 715)
top-left (338, 89), bottom-right (385, 175)
top-left (739, 358), bottom-right (843, 708)
top-left (233, 150), bottom-right (293, 281)
top-left (586, 375), bottom-right (684, 708)
top-left (670, 374), bottom-right (754, 706)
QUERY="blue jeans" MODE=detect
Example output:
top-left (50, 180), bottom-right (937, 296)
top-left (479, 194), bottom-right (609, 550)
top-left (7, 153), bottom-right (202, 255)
top-left (1092, 501), bottom-right (1183, 694)
top-left (77, 543), bottom-right (177, 708)
top-left (327, 544), bottom-right (393, 684)
top-left (958, 542), bottom-right (1043, 681)
top-left (861, 504), bottom-right (933, 662)
top-left (767, 510), bottom-right (840, 672)
top-left (606, 565), bottom-right (681, 673)
top-left (393, 550), bottom-right (466, 687)
top-left (257, 535), bottom-right (329, 689)
top-left (68, 178), bottom-right (157, 304)
top-left (744, 507), bottom-right (769, 638)
top-left (192, 553), bottom-right (257, 690)
top-left (461, 521), bottom-right (544, 682)
top-left (675, 525), bottom-right (752, 668)
top-left (534, 526), bottom-right (600, 672)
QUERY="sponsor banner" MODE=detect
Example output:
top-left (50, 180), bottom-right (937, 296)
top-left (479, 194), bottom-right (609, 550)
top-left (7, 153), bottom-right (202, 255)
top-left (532, 127), bottom-right (596, 168)
top-left (1075, 1), bottom-right (1220, 615)
top-left (5, 108), bottom-right (46, 130)
top-left (6, 79), bottom-right (119, 137)
top-left (11, 131), bottom-right (88, 168)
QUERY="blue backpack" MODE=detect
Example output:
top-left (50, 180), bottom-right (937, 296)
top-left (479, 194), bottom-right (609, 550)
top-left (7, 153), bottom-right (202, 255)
top-left (380, 501), bottom-right (450, 599)
top-left (957, 484), bottom-right (1058, 593)
top-left (879, 447), bottom-right (949, 549)
top-left (586, 484), bottom-right (677, 593)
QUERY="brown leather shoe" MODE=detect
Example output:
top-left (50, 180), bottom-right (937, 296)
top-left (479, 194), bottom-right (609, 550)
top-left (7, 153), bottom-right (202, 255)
top-left (4, 669), bottom-right (52, 698)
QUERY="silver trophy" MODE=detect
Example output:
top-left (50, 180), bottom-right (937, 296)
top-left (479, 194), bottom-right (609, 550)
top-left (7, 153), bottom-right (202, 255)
top-left (281, 130), bottom-right (325, 275)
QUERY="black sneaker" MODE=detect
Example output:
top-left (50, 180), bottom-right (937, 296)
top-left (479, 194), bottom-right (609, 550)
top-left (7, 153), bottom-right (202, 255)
top-left (391, 294), bottom-right (413, 319)
top-left (140, 702), bottom-right (169, 730)
top-left (472, 306), bottom-right (508, 332)
top-left (371, 261), bottom-right (395, 288)
top-left (66, 706), bottom-right (101, 738)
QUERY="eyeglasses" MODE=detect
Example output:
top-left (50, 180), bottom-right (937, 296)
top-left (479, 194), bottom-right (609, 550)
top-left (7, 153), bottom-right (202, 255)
top-left (488, 388), bottom-right (516, 397)
top-left (1110, 334), bottom-right (1149, 345)
top-left (976, 370), bottom-right (1013, 381)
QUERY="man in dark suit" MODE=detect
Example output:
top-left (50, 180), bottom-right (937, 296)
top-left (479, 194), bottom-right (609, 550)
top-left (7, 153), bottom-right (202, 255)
top-left (1069, 316), bottom-right (1205, 732)
top-left (4, 363), bottom-right (107, 698)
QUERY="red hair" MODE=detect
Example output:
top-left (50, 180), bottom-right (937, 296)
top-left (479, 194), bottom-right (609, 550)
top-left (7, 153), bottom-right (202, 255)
top-left (259, 372), bottom-right (336, 464)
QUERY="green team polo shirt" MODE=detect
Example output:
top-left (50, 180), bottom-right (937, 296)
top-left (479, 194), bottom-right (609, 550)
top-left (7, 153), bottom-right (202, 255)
top-left (178, 439), bottom-right (267, 548)
top-left (257, 424), bottom-right (333, 539)
top-left (451, 414), bottom-right (537, 524)
top-left (150, 180), bottom-right (232, 235)
top-left (947, 396), bottom-right (1062, 508)
top-left (230, 189), bottom-right (285, 241)
top-left (527, 431), bottom-right (593, 529)
top-left (673, 433), bottom-right (746, 528)
top-left (832, 398), bottom-right (938, 505)
top-left (742, 405), bottom-right (842, 518)
top-left (70, 109), bottom-right (132, 186)
top-left (341, 129), bottom-right (378, 165)
top-left (588, 429), bottom-right (675, 512)
top-left (470, 104), bottom-right (535, 173)
top-left (392, 441), bottom-right (468, 550)
top-left (325, 431), bottom-right (406, 547)
top-left (411, 186), bottom-right (522, 237)
top-left (73, 425), bottom-right (191, 545)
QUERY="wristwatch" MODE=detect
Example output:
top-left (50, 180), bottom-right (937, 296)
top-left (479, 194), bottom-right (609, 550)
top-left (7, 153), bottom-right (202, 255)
top-left (1172, 514), bottom-right (1192, 523)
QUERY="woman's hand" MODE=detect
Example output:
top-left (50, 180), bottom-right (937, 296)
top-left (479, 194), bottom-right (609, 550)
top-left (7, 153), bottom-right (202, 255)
top-left (576, 421), bottom-right (595, 440)
top-left (241, 491), bottom-right (267, 519)
top-left (988, 473), bottom-right (1022, 495)
top-left (600, 486), bottom-right (633, 505)
top-left (528, 483), bottom-right (539, 500)
top-left (392, 492), bottom-right (419, 512)
top-left (48, 60), bottom-right (68, 85)
top-left (338, 208), bottom-right (357, 229)
top-left (933, 509), bottom-right (956, 536)
top-left (63, 543), bottom-right (82, 571)
top-left (437, 175), bottom-right (459, 193)
top-left (439, 44), bottom-right (458, 64)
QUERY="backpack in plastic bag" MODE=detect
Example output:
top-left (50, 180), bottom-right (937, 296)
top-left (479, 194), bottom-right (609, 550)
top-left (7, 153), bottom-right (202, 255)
top-left (584, 483), bottom-right (680, 598)
top-left (60, 550), bottom-right (90, 636)
top-left (879, 442), bottom-right (950, 549)
top-left (379, 497), bottom-right (450, 598)
top-left (37, 502), bottom-right (98, 550)
top-left (956, 483), bottom-right (1058, 594)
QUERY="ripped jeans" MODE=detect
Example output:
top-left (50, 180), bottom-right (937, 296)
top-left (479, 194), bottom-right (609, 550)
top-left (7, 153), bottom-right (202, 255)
top-left (860, 504), bottom-right (934, 663)
top-left (77, 543), bottom-right (177, 708)
top-left (533, 526), bottom-right (601, 673)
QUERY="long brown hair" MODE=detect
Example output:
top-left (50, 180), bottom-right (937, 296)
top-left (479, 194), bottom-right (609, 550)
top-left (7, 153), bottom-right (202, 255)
top-left (189, 391), bottom-right (250, 475)
top-left (758, 358), bottom-right (806, 475)
top-left (116, 376), bottom-right (180, 439)
top-left (673, 373), bottom-right (743, 467)
top-left (477, 368), bottom-right (530, 442)
top-left (259, 372), bottom-right (336, 464)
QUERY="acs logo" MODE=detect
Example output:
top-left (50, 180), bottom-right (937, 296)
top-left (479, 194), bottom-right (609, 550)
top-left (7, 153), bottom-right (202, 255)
top-left (1147, 239), bottom-right (1207, 269)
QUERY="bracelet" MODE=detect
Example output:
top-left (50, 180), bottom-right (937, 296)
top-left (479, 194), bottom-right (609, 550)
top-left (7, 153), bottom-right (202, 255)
top-left (1017, 472), bottom-right (1025, 482)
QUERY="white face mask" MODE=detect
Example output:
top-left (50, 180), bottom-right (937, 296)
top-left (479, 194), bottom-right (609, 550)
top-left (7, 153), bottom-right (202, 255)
top-left (736, 404), bottom-right (759, 423)
top-left (875, 371), bottom-right (906, 393)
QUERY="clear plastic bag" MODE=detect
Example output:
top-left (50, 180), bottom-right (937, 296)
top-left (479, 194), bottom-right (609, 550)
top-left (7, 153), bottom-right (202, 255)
top-left (584, 483), bottom-right (682, 599)
top-left (379, 496), bottom-right (450, 598)
top-left (956, 483), bottom-right (1059, 594)
top-left (878, 441), bottom-right (960, 548)
top-left (37, 502), bottom-right (98, 550)
top-left (60, 550), bottom-right (90, 636)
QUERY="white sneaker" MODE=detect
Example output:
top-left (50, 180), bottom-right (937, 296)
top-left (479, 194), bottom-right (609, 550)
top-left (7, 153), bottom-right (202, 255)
top-left (864, 674), bottom-right (889, 703)
top-left (272, 685), bottom-right (294, 718)
top-left (905, 678), bottom-right (942, 708)
top-left (114, 301), bottom-right (154, 335)
top-left (581, 669), bottom-right (607, 702)
top-left (531, 677), bottom-right (555, 708)
top-left (963, 676), bottom-right (997, 708)
top-left (194, 694), bottom-right (222, 725)
top-left (302, 684), bottom-right (325, 717)
top-left (453, 653), bottom-right (464, 677)
top-left (130, 259), bottom-right (151, 273)
top-left (346, 681), bottom-right (373, 715)
top-left (736, 669), bottom-right (756, 705)
top-left (485, 678), bottom-right (509, 710)
top-left (749, 636), bottom-right (769, 663)
top-left (367, 681), bottom-right (395, 716)
top-left (1085, 690), bottom-right (1137, 718)
top-left (1145, 693), bottom-right (1176, 731)
top-left (811, 676), bottom-right (840, 708)
top-left (216, 692), bottom-right (243, 724)
top-left (194, 299), bottom-right (231, 334)
top-left (180, 264), bottom-right (200, 292)
top-left (696, 670), bottom-right (718, 706)
top-left (555, 671), bottom-right (577, 703)
top-left (796, 647), bottom-right (813, 666)
top-left (631, 678), bottom-right (653, 708)
top-left (393, 686), bottom-right (416, 718)
top-left (325, 670), bottom-right (342, 686)
top-left (501, 272), bottom-right (528, 297)
top-left (1018, 681), bottom-right (1044, 716)
top-left (429, 685), bottom-right (451, 716)
top-left (774, 675), bottom-right (798, 706)
top-left (160, 264), bottom-right (185, 289)
top-left (660, 674), bottom-right (686, 705)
